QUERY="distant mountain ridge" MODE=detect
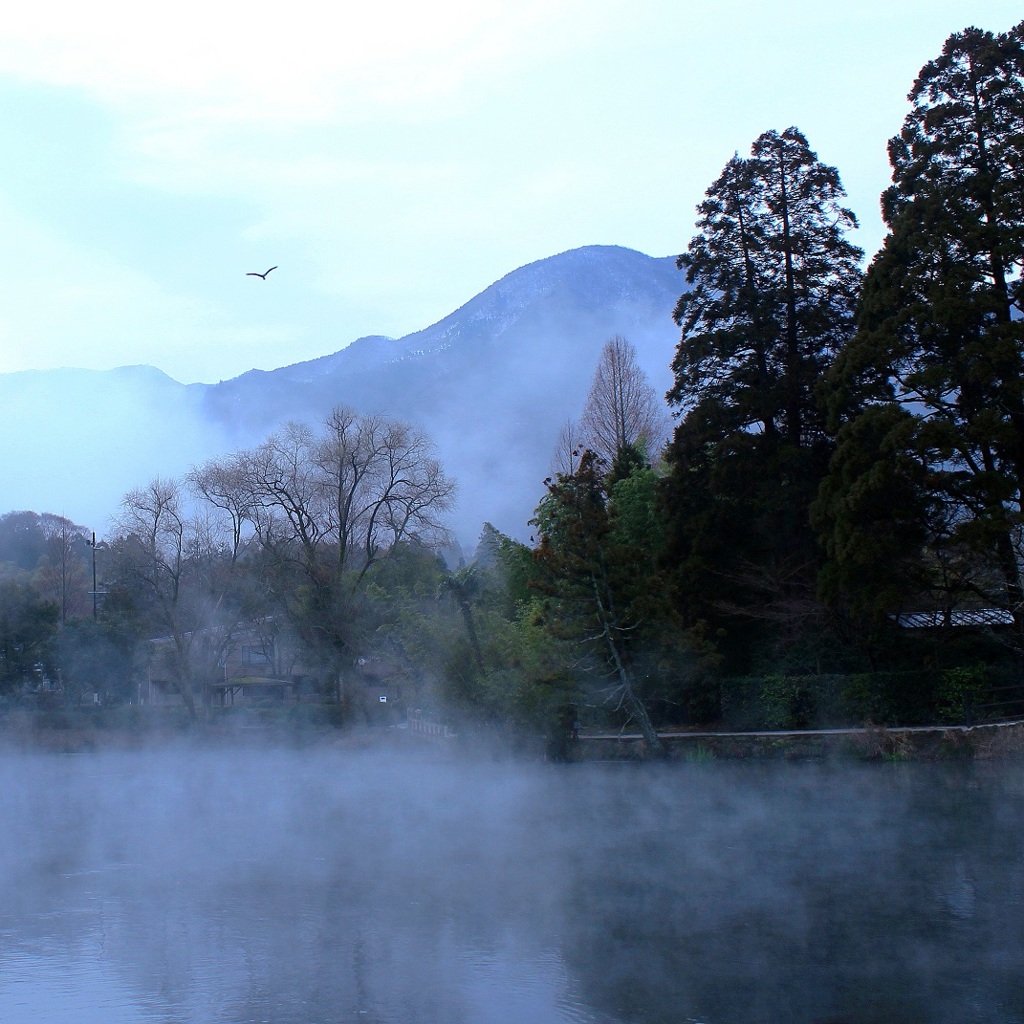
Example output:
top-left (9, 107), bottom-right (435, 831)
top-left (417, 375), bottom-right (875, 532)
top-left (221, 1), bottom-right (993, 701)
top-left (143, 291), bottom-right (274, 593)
top-left (0, 245), bottom-right (684, 545)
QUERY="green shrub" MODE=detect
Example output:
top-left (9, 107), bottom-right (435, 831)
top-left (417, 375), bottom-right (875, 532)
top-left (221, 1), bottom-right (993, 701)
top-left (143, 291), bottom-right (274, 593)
top-left (761, 675), bottom-right (815, 730)
top-left (937, 665), bottom-right (989, 724)
top-left (721, 669), bottom-right (945, 730)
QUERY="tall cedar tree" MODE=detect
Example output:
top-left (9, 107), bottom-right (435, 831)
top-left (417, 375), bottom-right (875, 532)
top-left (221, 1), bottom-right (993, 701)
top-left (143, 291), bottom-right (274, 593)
top-left (824, 21), bottom-right (1024, 634)
top-left (664, 129), bottom-right (863, 671)
top-left (669, 128), bottom-right (863, 446)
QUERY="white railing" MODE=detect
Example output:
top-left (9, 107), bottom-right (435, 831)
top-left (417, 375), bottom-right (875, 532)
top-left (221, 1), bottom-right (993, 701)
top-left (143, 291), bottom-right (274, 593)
top-left (407, 708), bottom-right (456, 741)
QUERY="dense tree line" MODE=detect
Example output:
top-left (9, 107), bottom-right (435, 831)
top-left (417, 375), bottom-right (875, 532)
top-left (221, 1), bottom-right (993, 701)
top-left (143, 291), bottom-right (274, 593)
top-left (2, 21), bottom-right (1022, 750)
top-left (525, 20), bottom-right (1024, 737)
top-left (654, 20), bottom-right (1024, 723)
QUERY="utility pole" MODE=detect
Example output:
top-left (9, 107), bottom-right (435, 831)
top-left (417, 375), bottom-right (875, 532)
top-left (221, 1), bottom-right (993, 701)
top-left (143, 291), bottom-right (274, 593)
top-left (87, 532), bottom-right (99, 619)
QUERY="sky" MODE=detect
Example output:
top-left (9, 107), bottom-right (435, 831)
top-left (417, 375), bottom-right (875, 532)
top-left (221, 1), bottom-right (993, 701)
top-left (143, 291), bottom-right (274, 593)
top-left (0, 0), bottom-right (1020, 385)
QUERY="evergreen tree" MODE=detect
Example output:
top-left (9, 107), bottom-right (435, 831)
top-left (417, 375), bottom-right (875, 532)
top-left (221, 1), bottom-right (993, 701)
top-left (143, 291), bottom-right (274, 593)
top-left (811, 405), bottom-right (936, 637)
top-left (531, 452), bottom-right (667, 755)
top-left (664, 129), bottom-right (863, 671)
top-left (670, 128), bottom-right (863, 445)
top-left (0, 570), bottom-right (59, 693)
top-left (824, 21), bottom-right (1024, 633)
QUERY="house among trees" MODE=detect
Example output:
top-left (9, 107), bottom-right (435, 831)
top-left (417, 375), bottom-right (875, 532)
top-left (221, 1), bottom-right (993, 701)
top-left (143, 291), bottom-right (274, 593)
top-left (143, 626), bottom-right (407, 724)
top-left (143, 627), bottom-right (303, 708)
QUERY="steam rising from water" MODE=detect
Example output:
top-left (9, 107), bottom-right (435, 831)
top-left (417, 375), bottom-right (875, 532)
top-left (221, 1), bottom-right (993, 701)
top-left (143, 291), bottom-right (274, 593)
top-left (1, 744), bottom-right (1022, 1023)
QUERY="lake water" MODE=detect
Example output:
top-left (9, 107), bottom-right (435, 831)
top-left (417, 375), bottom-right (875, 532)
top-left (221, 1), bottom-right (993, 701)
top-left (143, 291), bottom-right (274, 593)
top-left (0, 741), bottom-right (1021, 1024)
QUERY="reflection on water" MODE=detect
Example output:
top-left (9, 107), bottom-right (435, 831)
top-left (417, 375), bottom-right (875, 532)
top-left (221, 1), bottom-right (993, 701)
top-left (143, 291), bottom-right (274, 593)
top-left (0, 744), bottom-right (1022, 1024)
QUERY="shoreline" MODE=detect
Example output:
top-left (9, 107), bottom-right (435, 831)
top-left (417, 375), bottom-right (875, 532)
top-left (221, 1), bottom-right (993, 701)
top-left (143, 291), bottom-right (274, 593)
top-left (3, 707), bottom-right (1024, 761)
top-left (572, 719), bottom-right (1024, 762)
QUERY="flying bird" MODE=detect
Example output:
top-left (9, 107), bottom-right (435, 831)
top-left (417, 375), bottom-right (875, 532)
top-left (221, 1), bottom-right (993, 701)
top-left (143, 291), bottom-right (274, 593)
top-left (247, 266), bottom-right (277, 279)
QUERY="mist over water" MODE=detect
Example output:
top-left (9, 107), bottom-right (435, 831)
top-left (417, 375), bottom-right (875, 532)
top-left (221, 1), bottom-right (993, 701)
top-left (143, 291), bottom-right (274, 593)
top-left (1, 744), bottom-right (1022, 1024)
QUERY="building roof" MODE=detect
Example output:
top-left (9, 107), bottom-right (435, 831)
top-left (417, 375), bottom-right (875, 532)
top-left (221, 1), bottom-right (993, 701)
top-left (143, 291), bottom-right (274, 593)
top-left (893, 608), bottom-right (1015, 628)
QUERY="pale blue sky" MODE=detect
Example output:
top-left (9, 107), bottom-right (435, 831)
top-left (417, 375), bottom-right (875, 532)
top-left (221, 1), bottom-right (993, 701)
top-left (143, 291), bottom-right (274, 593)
top-left (0, 0), bottom-right (1019, 384)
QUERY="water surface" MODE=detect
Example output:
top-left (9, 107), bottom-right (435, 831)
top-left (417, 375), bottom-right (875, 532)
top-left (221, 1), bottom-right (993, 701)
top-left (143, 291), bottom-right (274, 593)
top-left (0, 743), bottom-right (1021, 1024)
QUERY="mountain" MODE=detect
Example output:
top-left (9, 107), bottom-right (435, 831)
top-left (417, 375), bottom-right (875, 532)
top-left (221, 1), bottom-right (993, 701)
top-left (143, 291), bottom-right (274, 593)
top-left (0, 364), bottom-right (222, 535)
top-left (0, 245), bottom-right (683, 545)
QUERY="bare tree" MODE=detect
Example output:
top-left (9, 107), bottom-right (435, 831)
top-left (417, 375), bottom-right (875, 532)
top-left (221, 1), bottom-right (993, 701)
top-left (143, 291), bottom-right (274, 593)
top-left (112, 476), bottom-right (251, 718)
top-left (579, 336), bottom-right (669, 465)
top-left (193, 407), bottom-right (456, 696)
top-left (312, 408), bottom-right (455, 582)
top-left (35, 514), bottom-right (90, 622)
top-left (204, 408), bottom-right (455, 582)
top-left (550, 418), bottom-right (585, 478)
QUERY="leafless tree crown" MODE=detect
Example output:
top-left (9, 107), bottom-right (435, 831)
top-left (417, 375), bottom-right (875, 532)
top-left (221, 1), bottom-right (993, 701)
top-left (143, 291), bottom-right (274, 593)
top-left (192, 406), bottom-right (456, 580)
top-left (111, 408), bottom-right (456, 713)
top-left (579, 335), bottom-right (668, 465)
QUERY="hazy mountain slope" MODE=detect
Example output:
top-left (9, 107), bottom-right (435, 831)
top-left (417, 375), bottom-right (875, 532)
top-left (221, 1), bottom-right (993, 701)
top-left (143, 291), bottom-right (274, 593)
top-left (0, 246), bottom-right (683, 543)
top-left (199, 245), bottom-right (683, 541)
top-left (0, 365), bottom-right (237, 531)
